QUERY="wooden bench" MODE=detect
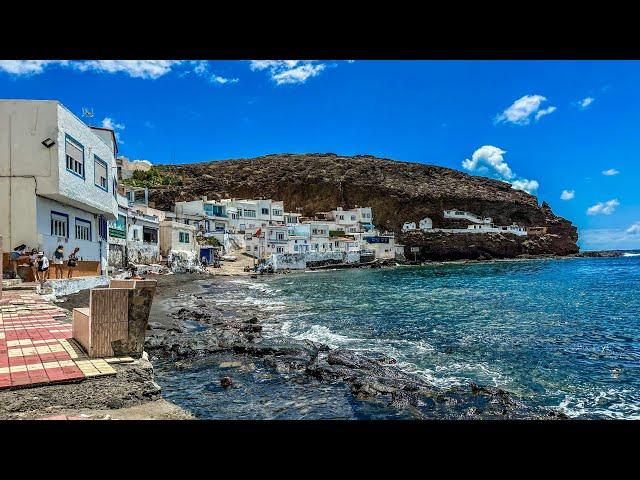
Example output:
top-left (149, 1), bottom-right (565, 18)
top-left (72, 279), bottom-right (157, 358)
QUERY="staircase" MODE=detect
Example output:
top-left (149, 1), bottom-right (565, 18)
top-left (2, 278), bottom-right (38, 291)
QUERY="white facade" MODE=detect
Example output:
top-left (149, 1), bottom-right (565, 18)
top-left (127, 209), bottom-right (160, 263)
top-left (326, 206), bottom-right (373, 233)
top-left (0, 100), bottom-right (119, 273)
top-left (402, 222), bottom-right (417, 232)
top-left (443, 209), bottom-right (492, 224)
top-left (221, 198), bottom-right (285, 232)
top-left (419, 217), bottom-right (433, 230)
top-left (159, 220), bottom-right (198, 257)
top-left (175, 198), bottom-right (230, 233)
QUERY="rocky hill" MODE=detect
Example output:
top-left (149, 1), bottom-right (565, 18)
top-left (145, 153), bottom-right (579, 258)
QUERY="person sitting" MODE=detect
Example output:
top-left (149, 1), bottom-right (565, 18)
top-left (201, 256), bottom-right (209, 267)
top-left (52, 245), bottom-right (65, 279)
top-left (36, 252), bottom-right (49, 283)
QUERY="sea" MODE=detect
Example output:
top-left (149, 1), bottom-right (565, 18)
top-left (155, 253), bottom-right (640, 419)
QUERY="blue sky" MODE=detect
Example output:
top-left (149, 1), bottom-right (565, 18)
top-left (1, 60), bottom-right (639, 250)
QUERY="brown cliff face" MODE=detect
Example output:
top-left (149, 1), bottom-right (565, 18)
top-left (147, 153), bottom-right (579, 257)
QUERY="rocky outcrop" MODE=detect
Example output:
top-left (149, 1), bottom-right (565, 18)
top-left (146, 305), bottom-right (565, 419)
top-left (146, 153), bottom-right (579, 258)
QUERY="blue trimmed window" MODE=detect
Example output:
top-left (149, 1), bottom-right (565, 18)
top-left (94, 156), bottom-right (108, 191)
top-left (65, 135), bottom-right (85, 179)
top-left (75, 218), bottom-right (92, 241)
top-left (179, 232), bottom-right (190, 243)
top-left (98, 215), bottom-right (108, 240)
top-left (51, 211), bottom-right (69, 238)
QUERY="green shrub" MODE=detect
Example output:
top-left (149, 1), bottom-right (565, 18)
top-left (121, 166), bottom-right (180, 187)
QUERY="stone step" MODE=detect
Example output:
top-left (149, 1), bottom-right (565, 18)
top-left (3, 282), bottom-right (38, 291)
top-left (2, 278), bottom-right (23, 288)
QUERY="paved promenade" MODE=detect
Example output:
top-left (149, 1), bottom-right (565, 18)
top-left (0, 291), bottom-right (131, 390)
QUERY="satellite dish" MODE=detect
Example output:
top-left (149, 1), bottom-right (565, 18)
top-left (82, 107), bottom-right (94, 118)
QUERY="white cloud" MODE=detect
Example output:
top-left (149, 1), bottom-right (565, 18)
top-left (602, 168), bottom-right (619, 176)
top-left (462, 145), bottom-right (514, 180)
top-left (101, 117), bottom-right (125, 143)
top-left (211, 75), bottom-right (239, 85)
top-left (495, 94), bottom-right (556, 125)
top-left (144, 121), bottom-right (155, 129)
top-left (249, 60), bottom-right (327, 85)
top-left (0, 60), bottom-right (68, 76)
top-left (462, 145), bottom-right (539, 194)
top-left (510, 178), bottom-right (539, 194)
top-left (587, 199), bottom-right (619, 216)
top-left (535, 106), bottom-right (557, 121)
top-left (579, 97), bottom-right (595, 109)
top-left (73, 60), bottom-right (182, 79)
top-left (189, 61), bottom-right (239, 85)
top-left (560, 189), bottom-right (575, 200)
top-left (129, 159), bottom-right (152, 167)
top-left (627, 222), bottom-right (640, 235)
top-left (192, 61), bottom-right (208, 75)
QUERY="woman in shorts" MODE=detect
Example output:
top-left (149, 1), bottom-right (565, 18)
top-left (36, 252), bottom-right (50, 283)
top-left (67, 247), bottom-right (79, 279)
top-left (9, 244), bottom-right (27, 277)
top-left (52, 245), bottom-right (65, 279)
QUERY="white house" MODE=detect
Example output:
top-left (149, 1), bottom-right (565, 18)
top-left (443, 209), bottom-right (492, 224)
top-left (359, 233), bottom-right (397, 259)
top-left (326, 206), bottom-right (372, 233)
top-left (221, 198), bottom-right (285, 232)
top-left (127, 209), bottom-right (160, 264)
top-left (0, 100), bottom-right (119, 274)
top-left (419, 217), bottom-right (433, 230)
top-left (159, 220), bottom-right (198, 258)
top-left (402, 222), bottom-right (417, 232)
top-left (175, 197), bottom-right (229, 234)
top-left (466, 223), bottom-right (527, 235)
top-left (107, 192), bottom-right (129, 269)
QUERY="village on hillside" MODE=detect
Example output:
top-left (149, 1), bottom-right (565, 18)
top-left (1, 99), bottom-right (545, 295)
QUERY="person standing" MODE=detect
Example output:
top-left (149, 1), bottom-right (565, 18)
top-left (36, 252), bottom-right (49, 283)
top-left (28, 249), bottom-right (38, 282)
top-left (52, 245), bottom-right (65, 279)
top-left (67, 247), bottom-right (79, 279)
top-left (9, 244), bottom-right (27, 277)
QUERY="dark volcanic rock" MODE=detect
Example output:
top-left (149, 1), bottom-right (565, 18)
top-left (144, 154), bottom-right (578, 258)
top-left (148, 306), bottom-right (560, 419)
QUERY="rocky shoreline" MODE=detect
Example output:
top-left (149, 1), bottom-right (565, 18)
top-left (145, 275), bottom-right (567, 419)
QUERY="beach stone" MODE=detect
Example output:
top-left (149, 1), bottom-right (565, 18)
top-left (220, 377), bottom-right (233, 388)
top-left (219, 361), bottom-right (243, 368)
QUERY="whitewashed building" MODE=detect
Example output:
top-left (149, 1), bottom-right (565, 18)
top-left (221, 198), bottom-right (285, 232)
top-left (175, 197), bottom-right (229, 234)
top-left (107, 192), bottom-right (129, 269)
top-left (0, 100), bottom-right (119, 273)
top-left (127, 208), bottom-right (160, 264)
top-left (325, 206), bottom-right (373, 233)
top-left (159, 220), bottom-right (198, 257)
top-left (402, 222), bottom-right (417, 232)
top-left (443, 209), bottom-right (492, 224)
top-left (419, 217), bottom-right (433, 230)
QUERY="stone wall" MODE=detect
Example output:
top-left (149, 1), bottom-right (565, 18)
top-left (167, 250), bottom-right (203, 273)
top-left (128, 242), bottom-right (159, 264)
top-left (270, 251), bottom-right (361, 270)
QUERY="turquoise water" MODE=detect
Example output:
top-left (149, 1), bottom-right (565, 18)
top-left (229, 255), bottom-right (640, 418)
